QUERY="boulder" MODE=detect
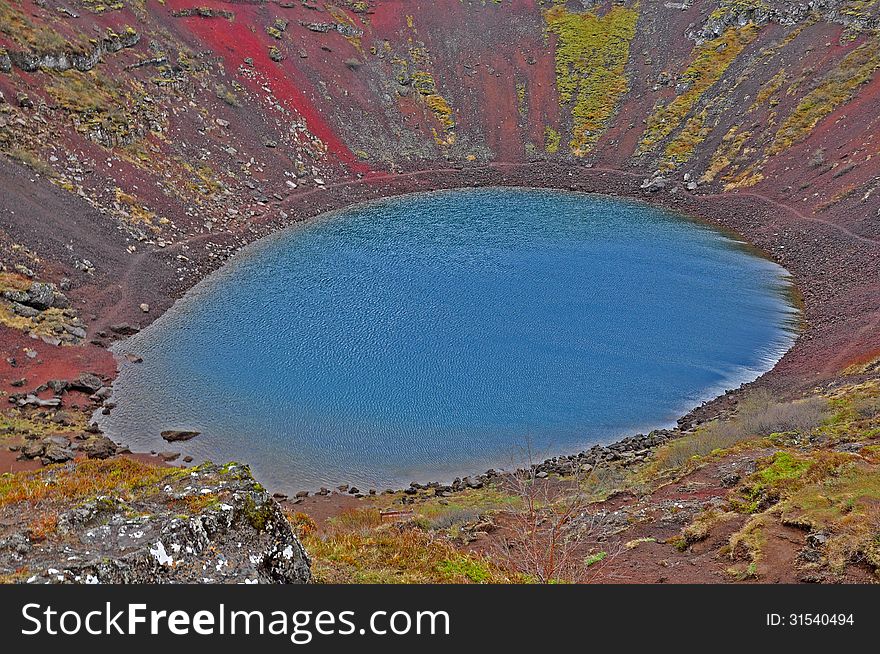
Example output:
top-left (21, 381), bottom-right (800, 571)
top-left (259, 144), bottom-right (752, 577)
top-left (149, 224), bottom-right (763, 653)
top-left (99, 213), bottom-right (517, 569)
top-left (69, 372), bottom-right (103, 394)
top-left (25, 282), bottom-right (56, 310)
top-left (640, 176), bottom-right (668, 193)
top-left (3, 462), bottom-right (312, 584)
top-left (161, 430), bottom-right (201, 443)
top-left (110, 323), bottom-right (140, 336)
top-left (82, 435), bottom-right (117, 460)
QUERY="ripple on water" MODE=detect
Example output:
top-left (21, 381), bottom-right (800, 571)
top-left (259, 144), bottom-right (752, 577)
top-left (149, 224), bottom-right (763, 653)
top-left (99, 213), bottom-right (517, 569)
top-left (100, 189), bottom-right (799, 492)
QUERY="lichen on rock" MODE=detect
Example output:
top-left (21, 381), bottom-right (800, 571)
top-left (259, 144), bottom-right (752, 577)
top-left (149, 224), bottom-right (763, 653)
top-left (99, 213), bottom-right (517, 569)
top-left (0, 461), bottom-right (311, 584)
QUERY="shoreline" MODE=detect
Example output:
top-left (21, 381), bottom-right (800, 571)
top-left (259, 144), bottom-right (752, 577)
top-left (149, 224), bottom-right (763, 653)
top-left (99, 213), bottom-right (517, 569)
top-left (5, 163), bottom-right (880, 495)
top-left (95, 183), bottom-right (802, 495)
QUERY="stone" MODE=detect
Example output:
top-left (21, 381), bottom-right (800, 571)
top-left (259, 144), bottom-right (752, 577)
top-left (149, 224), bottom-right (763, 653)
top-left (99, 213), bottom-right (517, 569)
top-left (83, 435), bottom-right (117, 459)
top-left (720, 473), bottom-right (741, 488)
top-left (640, 176), bottom-right (668, 193)
top-left (161, 430), bottom-right (201, 442)
top-left (2, 462), bottom-right (311, 584)
top-left (109, 323), bottom-right (140, 335)
top-left (25, 282), bottom-right (56, 310)
top-left (69, 372), bottom-right (103, 394)
top-left (159, 452), bottom-right (181, 462)
top-left (18, 394), bottom-right (61, 408)
top-left (139, 303), bottom-right (150, 313)
top-left (11, 302), bottom-right (40, 318)
top-left (807, 532), bottom-right (828, 548)
top-left (41, 437), bottom-right (74, 464)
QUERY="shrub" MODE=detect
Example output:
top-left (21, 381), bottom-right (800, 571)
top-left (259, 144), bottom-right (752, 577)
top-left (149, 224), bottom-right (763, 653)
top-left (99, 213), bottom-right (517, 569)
top-left (649, 392), bottom-right (829, 473)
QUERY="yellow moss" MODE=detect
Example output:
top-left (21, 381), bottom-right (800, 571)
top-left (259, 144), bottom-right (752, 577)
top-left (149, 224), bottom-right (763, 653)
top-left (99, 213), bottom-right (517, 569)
top-left (425, 94), bottom-right (455, 130)
top-left (702, 126), bottom-right (751, 182)
top-left (753, 69), bottom-right (787, 110)
top-left (114, 187), bottom-right (156, 226)
top-left (516, 81), bottom-right (527, 116)
top-left (723, 167), bottom-right (765, 190)
top-left (544, 3), bottom-right (639, 156)
top-left (639, 25), bottom-right (760, 153)
top-left (769, 37), bottom-right (880, 155)
top-left (545, 126), bottom-right (561, 154)
top-left (663, 108), bottom-right (711, 166)
top-left (411, 71), bottom-right (456, 136)
top-left (327, 6), bottom-right (363, 54)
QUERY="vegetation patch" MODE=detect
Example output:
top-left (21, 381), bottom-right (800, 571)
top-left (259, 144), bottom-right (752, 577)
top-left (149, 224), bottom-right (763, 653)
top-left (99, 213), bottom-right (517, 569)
top-left (0, 458), bottom-right (186, 509)
top-left (0, 3), bottom-right (72, 52)
top-left (544, 3), bottom-right (639, 156)
top-left (643, 391), bottom-right (829, 477)
top-left (302, 508), bottom-right (510, 584)
top-left (639, 25), bottom-right (759, 153)
top-left (769, 37), bottom-right (880, 155)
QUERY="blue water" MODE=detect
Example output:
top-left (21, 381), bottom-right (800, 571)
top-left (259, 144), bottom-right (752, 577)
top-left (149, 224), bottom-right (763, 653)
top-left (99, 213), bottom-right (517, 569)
top-left (100, 188), bottom-right (798, 492)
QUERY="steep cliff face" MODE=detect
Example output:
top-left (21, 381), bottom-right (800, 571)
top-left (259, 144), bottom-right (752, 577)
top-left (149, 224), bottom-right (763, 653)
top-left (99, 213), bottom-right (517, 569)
top-left (1, 1), bottom-right (879, 223)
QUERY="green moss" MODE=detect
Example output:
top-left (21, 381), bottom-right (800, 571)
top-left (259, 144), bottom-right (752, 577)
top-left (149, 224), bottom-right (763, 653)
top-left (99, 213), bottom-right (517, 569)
top-left (584, 551), bottom-right (607, 566)
top-left (545, 3), bottom-right (639, 155)
top-left (241, 495), bottom-right (273, 531)
top-left (639, 24), bottom-right (759, 153)
top-left (769, 37), bottom-right (880, 155)
top-left (757, 451), bottom-right (813, 485)
top-left (436, 555), bottom-right (494, 583)
top-left (544, 126), bottom-right (561, 153)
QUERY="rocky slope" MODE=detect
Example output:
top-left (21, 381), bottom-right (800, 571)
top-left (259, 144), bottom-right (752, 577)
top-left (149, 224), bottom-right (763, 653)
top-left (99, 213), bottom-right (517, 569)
top-left (0, 0), bottom-right (877, 372)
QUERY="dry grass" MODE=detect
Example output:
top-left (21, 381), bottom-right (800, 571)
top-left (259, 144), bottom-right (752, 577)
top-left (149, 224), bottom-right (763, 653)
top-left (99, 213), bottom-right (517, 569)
top-left (0, 458), bottom-right (184, 509)
top-left (646, 392), bottom-right (829, 474)
top-left (302, 507), bottom-right (510, 584)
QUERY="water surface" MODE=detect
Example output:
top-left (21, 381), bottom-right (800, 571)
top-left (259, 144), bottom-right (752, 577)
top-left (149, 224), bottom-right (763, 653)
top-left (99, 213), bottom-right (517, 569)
top-left (100, 189), bottom-right (798, 491)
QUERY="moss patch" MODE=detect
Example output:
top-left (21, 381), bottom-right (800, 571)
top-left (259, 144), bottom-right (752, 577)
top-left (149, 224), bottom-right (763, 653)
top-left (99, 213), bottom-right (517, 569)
top-left (769, 37), bottom-right (880, 155)
top-left (639, 24), bottom-right (759, 153)
top-left (545, 3), bottom-right (639, 156)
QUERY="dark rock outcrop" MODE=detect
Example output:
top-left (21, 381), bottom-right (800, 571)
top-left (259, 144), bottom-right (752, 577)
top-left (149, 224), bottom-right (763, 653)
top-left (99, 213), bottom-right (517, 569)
top-left (2, 463), bottom-right (311, 584)
top-left (5, 28), bottom-right (140, 74)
